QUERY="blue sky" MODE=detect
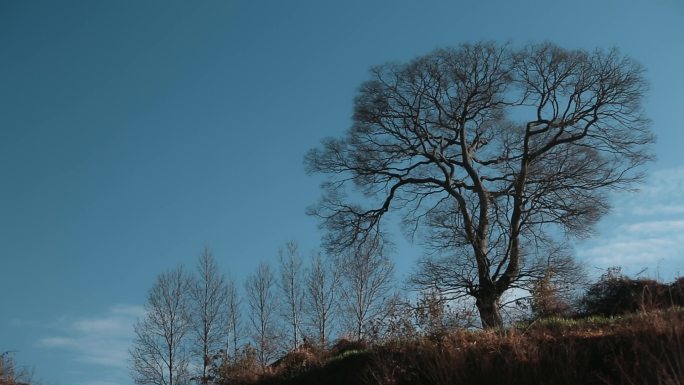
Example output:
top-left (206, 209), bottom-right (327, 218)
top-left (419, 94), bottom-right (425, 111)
top-left (1, 1), bottom-right (683, 384)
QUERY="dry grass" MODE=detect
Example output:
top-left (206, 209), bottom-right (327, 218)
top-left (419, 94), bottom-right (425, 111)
top-left (228, 308), bottom-right (684, 385)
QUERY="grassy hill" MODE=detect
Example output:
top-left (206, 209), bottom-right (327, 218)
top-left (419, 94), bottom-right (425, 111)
top-left (226, 308), bottom-right (684, 385)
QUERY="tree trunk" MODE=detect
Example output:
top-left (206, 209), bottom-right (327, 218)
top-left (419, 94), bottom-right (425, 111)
top-left (475, 292), bottom-right (503, 329)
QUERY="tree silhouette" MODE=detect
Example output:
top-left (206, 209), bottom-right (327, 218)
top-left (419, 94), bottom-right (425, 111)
top-left (307, 42), bottom-right (653, 328)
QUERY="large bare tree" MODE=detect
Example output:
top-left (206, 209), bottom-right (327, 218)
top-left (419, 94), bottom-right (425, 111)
top-left (306, 42), bottom-right (653, 328)
top-left (188, 249), bottom-right (228, 385)
top-left (131, 266), bottom-right (192, 385)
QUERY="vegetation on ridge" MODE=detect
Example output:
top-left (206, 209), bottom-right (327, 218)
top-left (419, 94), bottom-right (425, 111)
top-left (128, 40), bottom-right (664, 385)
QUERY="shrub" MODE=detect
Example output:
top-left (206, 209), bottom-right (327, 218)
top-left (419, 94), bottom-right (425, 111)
top-left (216, 345), bottom-right (261, 385)
top-left (580, 268), bottom-right (675, 316)
top-left (670, 277), bottom-right (684, 306)
top-left (328, 338), bottom-right (368, 358)
top-left (529, 269), bottom-right (572, 319)
top-left (270, 346), bottom-right (322, 378)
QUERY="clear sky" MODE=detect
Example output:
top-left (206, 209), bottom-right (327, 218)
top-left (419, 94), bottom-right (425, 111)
top-left (1, 1), bottom-right (682, 384)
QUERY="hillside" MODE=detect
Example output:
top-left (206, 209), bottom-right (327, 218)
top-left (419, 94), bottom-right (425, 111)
top-left (230, 308), bottom-right (684, 385)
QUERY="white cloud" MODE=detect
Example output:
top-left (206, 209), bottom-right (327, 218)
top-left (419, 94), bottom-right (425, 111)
top-left (39, 336), bottom-right (80, 348)
top-left (37, 304), bottom-right (143, 370)
top-left (109, 304), bottom-right (145, 318)
top-left (623, 220), bottom-right (684, 234)
top-left (73, 317), bottom-right (131, 334)
top-left (583, 236), bottom-right (680, 265)
top-left (630, 204), bottom-right (684, 216)
top-left (576, 166), bottom-right (684, 279)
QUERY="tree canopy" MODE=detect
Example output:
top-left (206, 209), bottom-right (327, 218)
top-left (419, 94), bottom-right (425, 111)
top-left (306, 42), bottom-right (653, 328)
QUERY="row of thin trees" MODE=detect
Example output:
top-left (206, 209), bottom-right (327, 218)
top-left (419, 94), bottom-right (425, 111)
top-left (129, 240), bottom-right (396, 385)
top-left (130, 40), bottom-right (655, 385)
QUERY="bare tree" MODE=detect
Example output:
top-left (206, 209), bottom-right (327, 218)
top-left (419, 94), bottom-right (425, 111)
top-left (410, 243), bottom-right (586, 323)
top-left (304, 251), bottom-right (341, 347)
top-left (306, 42), bottom-right (653, 328)
top-left (338, 240), bottom-right (395, 340)
top-left (0, 351), bottom-right (34, 385)
top-left (131, 266), bottom-right (192, 385)
top-left (277, 241), bottom-right (304, 351)
top-left (224, 276), bottom-right (243, 362)
top-left (244, 262), bottom-right (279, 370)
top-left (189, 249), bottom-right (228, 385)
top-left (372, 293), bottom-right (417, 341)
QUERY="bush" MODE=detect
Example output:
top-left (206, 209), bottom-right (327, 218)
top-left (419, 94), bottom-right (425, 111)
top-left (529, 270), bottom-right (572, 319)
top-left (328, 338), bottom-right (368, 358)
top-left (670, 277), bottom-right (684, 305)
top-left (580, 268), bottom-right (676, 316)
top-left (216, 345), bottom-right (261, 385)
top-left (270, 346), bottom-right (322, 378)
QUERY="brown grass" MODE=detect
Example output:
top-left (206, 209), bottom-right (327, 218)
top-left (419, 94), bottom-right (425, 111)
top-left (224, 308), bottom-right (684, 385)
